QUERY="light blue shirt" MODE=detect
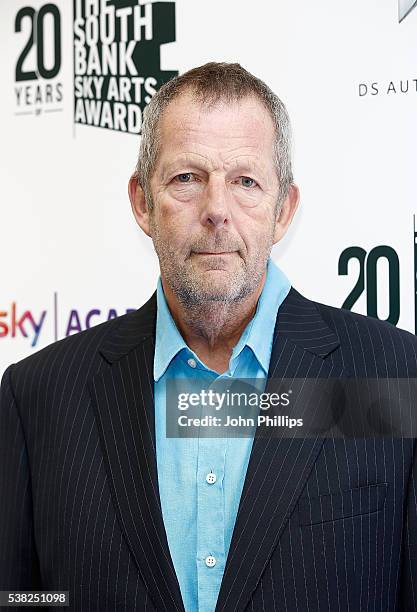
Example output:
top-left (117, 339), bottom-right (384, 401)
top-left (154, 257), bottom-right (291, 612)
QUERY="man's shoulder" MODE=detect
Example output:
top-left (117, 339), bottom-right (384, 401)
top-left (313, 295), bottom-right (414, 340)
top-left (3, 312), bottom-right (125, 386)
top-left (3, 291), bottom-right (157, 392)
top-left (304, 291), bottom-right (417, 368)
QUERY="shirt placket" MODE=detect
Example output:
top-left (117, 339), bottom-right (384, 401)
top-left (195, 373), bottom-right (228, 612)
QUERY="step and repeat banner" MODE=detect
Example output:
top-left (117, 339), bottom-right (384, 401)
top-left (1, 0), bottom-right (416, 374)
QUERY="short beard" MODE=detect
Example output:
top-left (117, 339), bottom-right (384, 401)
top-left (149, 213), bottom-right (274, 310)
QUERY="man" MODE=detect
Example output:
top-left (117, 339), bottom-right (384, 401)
top-left (0, 62), bottom-right (416, 611)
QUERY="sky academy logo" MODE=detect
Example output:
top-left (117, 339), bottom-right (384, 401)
top-left (0, 292), bottom-right (135, 347)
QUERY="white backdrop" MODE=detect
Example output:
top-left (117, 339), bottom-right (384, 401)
top-left (1, 0), bottom-right (416, 375)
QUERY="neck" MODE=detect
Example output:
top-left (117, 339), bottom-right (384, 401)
top-left (161, 272), bottom-right (266, 374)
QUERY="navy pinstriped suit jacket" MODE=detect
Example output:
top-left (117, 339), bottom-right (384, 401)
top-left (1, 286), bottom-right (417, 612)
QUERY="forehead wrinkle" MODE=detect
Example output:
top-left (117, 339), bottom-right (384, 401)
top-left (165, 128), bottom-right (263, 156)
top-left (223, 152), bottom-right (266, 171)
top-left (162, 109), bottom-right (269, 146)
top-left (164, 151), bottom-right (214, 173)
top-left (162, 130), bottom-right (265, 162)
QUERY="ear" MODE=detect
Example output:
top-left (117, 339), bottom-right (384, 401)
top-left (128, 174), bottom-right (151, 237)
top-left (273, 183), bottom-right (300, 244)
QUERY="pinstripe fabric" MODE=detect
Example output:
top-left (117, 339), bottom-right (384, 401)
top-left (1, 286), bottom-right (416, 611)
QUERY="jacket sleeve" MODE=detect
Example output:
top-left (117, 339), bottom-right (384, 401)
top-left (0, 364), bottom-right (42, 588)
top-left (399, 438), bottom-right (417, 608)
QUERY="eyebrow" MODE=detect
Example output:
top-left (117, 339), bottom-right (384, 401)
top-left (162, 154), bottom-right (212, 175)
top-left (161, 153), bottom-right (267, 178)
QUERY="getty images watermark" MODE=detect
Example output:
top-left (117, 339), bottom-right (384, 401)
top-left (165, 377), bottom-right (417, 438)
top-left (176, 386), bottom-right (301, 430)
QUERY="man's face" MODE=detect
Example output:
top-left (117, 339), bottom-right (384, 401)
top-left (145, 91), bottom-right (284, 306)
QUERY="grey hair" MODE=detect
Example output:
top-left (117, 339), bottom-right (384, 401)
top-left (134, 62), bottom-right (294, 214)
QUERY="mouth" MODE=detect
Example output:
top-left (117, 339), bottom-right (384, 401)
top-left (193, 251), bottom-right (236, 256)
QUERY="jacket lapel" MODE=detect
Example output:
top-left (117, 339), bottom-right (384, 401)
top-left (214, 288), bottom-right (345, 612)
top-left (89, 292), bottom-right (185, 612)
top-left (89, 287), bottom-right (345, 612)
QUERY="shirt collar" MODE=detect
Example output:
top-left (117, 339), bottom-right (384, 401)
top-left (153, 257), bottom-right (291, 381)
top-left (154, 278), bottom-right (187, 381)
top-left (243, 257), bottom-right (291, 373)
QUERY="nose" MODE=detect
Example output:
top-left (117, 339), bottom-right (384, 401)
top-left (199, 175), bottom-right (231, 229)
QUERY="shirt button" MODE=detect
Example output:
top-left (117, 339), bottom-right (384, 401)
top-left (206, 472), bottom-right (217, 484)
top-left (187, 358), bottom-right (197, 368)
top-left (205, 555), bottom-right (216, 568)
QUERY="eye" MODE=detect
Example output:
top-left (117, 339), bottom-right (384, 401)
top-left (237, 176), bottom-right (258, 188)
top-left (174, 172), bottom-right (194, 183)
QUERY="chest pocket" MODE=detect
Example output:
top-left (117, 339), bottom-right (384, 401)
top-left (297, 482), bottom-right (388, 526)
